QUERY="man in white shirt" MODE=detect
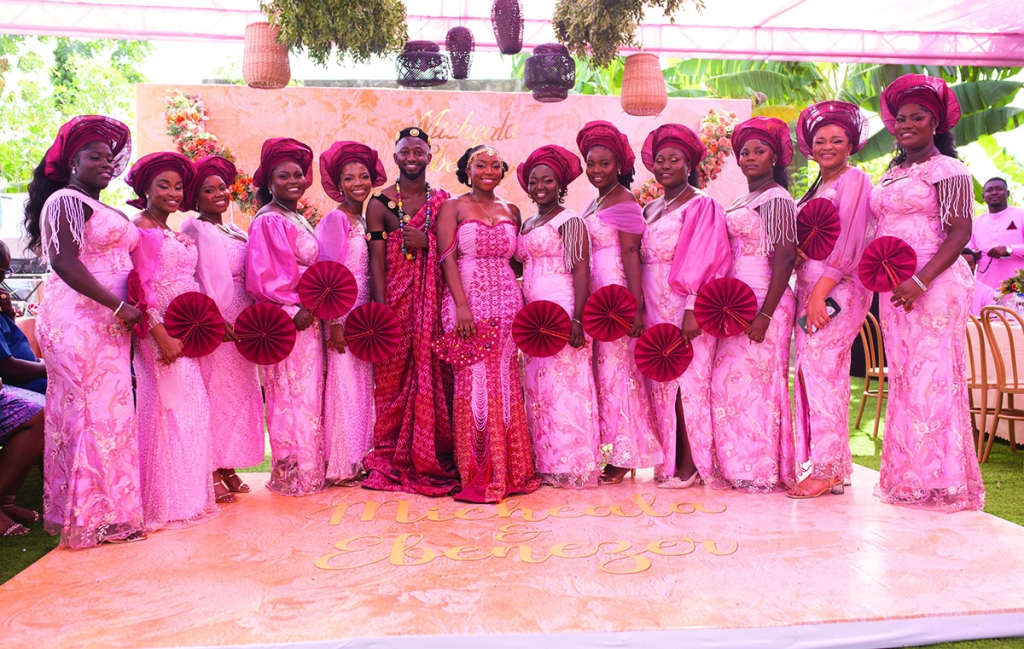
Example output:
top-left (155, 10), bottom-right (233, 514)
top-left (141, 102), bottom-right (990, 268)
top-left (970, 177), bottom-right (1024, 315)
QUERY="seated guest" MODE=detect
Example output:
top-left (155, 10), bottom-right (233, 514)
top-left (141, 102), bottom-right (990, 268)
top-left (0, 242), bottom-right (47, 394)
top-left (970, 177), bottom-right (1024, 314)
top-left (961, 248), bottom-right (980, 274)
top-left (0, 377), bottom-right (45, 537)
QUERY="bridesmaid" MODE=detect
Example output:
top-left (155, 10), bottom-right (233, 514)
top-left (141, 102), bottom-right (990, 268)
top-left (26, 116), bottom-right (146, 547)
top-left (436, 145), bottom-right (540, 503)
top-left (576, 121), bottom-right (661, 484)
top-left (245, 138), bottom-right (326, 497)
top-left (181, 156), bottom-right (265, 500)
top-left (711, 117), bottom-right (798, 492)
top-left (316, 141), bottom-right (382, 485)
top-left (639, 124), bottom-right (732, 489)
top-left (516, 145), bottom-right (602, 488)
top-left (126, 152), bottom-right (217, 530)
top-left (871, 74), bottom-right (983, 511)
top-left (790, 103), bottom-right (874, 498)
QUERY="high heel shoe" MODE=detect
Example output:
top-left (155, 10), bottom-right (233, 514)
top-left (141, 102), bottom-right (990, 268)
top-left (599, 467), bottom-right (636, 485)
top-left (218, 469), bottom-right (251, 493)
top-left (214, 479), bottom-right (239, 504)
top-left (787, 476), bottom-right (844, 499)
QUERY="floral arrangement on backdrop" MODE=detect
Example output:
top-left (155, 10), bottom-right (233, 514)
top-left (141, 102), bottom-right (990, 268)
top-left (696, 107), bottom-right (737, 189)
top-left (633, 177), bottom-right (665, 208)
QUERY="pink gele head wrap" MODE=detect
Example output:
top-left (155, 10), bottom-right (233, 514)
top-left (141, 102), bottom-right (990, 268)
top-left (731, 117), bottom-right (794, 168)
top-left (880, 73), bottom-right (961, 135)
top-left (796, 101), bottom-right (870, 159)
top-left (516, 145), bottom-right (583, 193)
top-left (184, 155), bottom-right (237, 213)
top-left (252, 137), bottom-right (314, 190)
top-left (641, 124), bottom-right (706, 174)
top-left (319, 141), bottom-right (387, 203)
top-left (576, 120), bottom-right (636, 175)
top-left (43, 115), bottom-right (132, 182)
top-left (125, 151), bottom-right (194, 210)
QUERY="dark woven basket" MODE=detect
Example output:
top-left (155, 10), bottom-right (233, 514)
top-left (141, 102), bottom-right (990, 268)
top-left (446, 27), bottom-right (474, 80)
top-left (396, 41), bottom-right (451, 88)
top-left (491, 0), bottom-right (524, 55)
top-left (524, 43), bottom-right (575, 102)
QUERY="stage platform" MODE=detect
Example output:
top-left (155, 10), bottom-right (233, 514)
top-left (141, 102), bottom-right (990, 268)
top-left (2, 464), bottom-right (1023, 649)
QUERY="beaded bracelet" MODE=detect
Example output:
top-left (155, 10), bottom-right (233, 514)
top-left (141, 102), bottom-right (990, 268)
top-left (756, 311), bottom-right (773, 321)
top-left (911, 274), bottom-right (927, 291)
top-left (112, 301), bottom-right (125, 318)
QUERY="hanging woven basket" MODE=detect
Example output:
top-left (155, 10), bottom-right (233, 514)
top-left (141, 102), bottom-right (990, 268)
top-left (446, 27), bottom-right (475, 80)
top-left (492, 0), bottom-right (524, 55)
top-left (243, 21), bottom-right (291, 90)
top-left (396, 41), bottom-right (451, 88)
top-left (620, 53), bottom-right (667, 116)
top-left (524, 44), bottom-right (576, 103)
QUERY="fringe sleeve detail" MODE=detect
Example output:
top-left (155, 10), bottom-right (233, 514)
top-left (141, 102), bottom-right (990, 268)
top-left (755, 196), bottom-right (797, 257)
top-left (558, 215), bottom-right (588, 273)
top-left (42, 194), bottom-right (87, 259)
top-left (936, 175), bottom-right (975, 228)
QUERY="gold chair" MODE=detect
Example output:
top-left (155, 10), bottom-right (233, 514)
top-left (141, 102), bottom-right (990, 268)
top-left (978, 306), bottom-right (1022, 463)
top-left (854, 312), bottom-right (887, 438)
top-left (966, 313), bottom-right (995, 459)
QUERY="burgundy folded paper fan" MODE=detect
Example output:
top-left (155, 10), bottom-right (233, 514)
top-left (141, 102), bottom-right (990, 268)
top-left (298, 261), bottom-right (358, 320)
top-left (635, 323), bottom-right (694, 382)
top-left (163, 291), bottom-right (226, 358)
top-left (796, 198), bottom-right (841, 261)
top-left (433, 318), bottom-right (501, 368)
top-left (857, 236), bottom-right (917, 293)
top-left (126, 270), bottom-right (149, 338)
top-left (512, 300), bottom-right (571, 358)
top-left (693, 277), bottom-right (758, 338)
top-left (582, 284), bottom-right (638, 342)
top-left (344, 302), bottom-right (402, 363)
top-left (234, 302), bottom-right (297, 365)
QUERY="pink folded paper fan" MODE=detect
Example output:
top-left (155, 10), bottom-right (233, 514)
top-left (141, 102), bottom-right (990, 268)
top-left (433, 318), bottom-right (501, 368)
top-left (857, 236), bottom-right (917, 293)
top-left (512, 300), bottom-right (572, 358)
top-left (297, 260), bottom-right (358, 320)
top-left (163, 291), bottom-right (226, 358)
top-left (344, 302), bottom-right (402, 363)
top-left (582, 284), bottom-right (638, 342)
top-left (693, 277), bottom-right (758, 338)
top-left (634, 323), bottom-right (693, 382)
top-left (796, 198), bottom-right (841, 261)
top-left (234, 302), bottom-right (297, 365)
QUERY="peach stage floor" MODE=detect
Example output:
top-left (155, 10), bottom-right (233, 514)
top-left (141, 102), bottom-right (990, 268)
top-left (2, 464), bottom-right (1024, 649)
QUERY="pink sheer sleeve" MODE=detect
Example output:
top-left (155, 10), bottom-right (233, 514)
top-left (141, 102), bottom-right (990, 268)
top-left (245, 212), bottom-right (301, 308)
top-left (314, 209), bottom-right (351, 264)
top-left (821, 168), bottom-right (874, 283)
top-left (668, 194), bottom-right (733, 310)
top-left (180, 217), bottom-right (234, 310)
top-left (597, 202), bottom-right (646, 235)
top-left (130, 227), bottom-right (167, 326)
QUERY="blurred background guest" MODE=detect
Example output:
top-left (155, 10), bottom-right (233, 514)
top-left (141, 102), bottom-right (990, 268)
top-left (970, 177), bottom-right (1024, 314)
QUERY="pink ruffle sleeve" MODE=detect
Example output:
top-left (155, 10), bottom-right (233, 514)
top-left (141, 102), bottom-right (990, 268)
top-left (314, 209), bottom-right (351, 264)
top-left (821, 167), bottom-right (874, 283)
top-left (245, 212), bottom-right (301, 308)
top-left (180, 217), bottom-right (234, 310)
top-left (130, 227), bottom-right (167, 326)
top-left (667, 194), bottom-right (733, 310)
top-left (598, 202), bottom-right (646, 235)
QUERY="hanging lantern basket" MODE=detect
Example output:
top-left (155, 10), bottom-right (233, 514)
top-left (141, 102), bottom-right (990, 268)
top-left (243, 21), bottom-right (291, 90)
top-left (620, 53), bottom-right (667, 117)
top-left (396, 41), bottom-right (451, 88)
top-left (524, 44), bottom-right (576, 103)
top-left (492, 0), bottom-right (524, 55)
top-left (446, 27), bottom-right (475, 80)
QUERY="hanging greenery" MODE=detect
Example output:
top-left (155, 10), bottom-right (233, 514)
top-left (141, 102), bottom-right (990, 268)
top-left (552, 0), bottom-right (704, 68)
top-left (258, 0), bottom-right (408, 66)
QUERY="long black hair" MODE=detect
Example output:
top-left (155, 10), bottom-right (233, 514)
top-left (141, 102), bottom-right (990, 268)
top-left (23, 157), bottom-right (68, 256)
top-left (773, 165), bottom-right (791, 191)
top-left (256, 186), bottom-right (273, 207)
top-left (888, 131), bottom-right (958, 170)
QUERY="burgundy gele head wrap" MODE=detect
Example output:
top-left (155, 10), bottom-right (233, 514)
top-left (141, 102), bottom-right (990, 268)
top-left (319, 141), bottom-right (388, 203)
top-left (796, 101), bottom-right (870, 159)
top-left (125, 152), bottom-right (195, 210)
top-left (880, 73), bottom-right (961, 135)
top-left (516, 145), bottom-right (583, 193)
top-left (641, 124), bottom-right (707, 174)
top-left (576, 120), bottom-right (636, 175)
top-left (731, 117), bottom-right (794, 168)
top-left (43, 114), bottom-right (132, 182)
top-left (252, 137), bottom-right (314, 190)
top-left (184, 155), bottom-right (237, 213)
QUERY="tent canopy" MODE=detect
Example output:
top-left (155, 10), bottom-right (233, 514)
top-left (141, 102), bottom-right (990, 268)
top-left (2, 0), bottom-right (1022, 66)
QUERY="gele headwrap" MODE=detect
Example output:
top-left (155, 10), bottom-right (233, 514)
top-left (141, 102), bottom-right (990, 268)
top-left (184, 155), bottom-right (237, 213)
top-left (641, 124), bottom-right (707, 174)
top-left (125, 151), bottom-right (194, 210)
top-left (43, 115), bottom-right (132, 182)
top-left (576, 120), bottom-right (636, 175)
top-left (516, 145), bottom-right (583, 193)
top-left (796, 101), bottom-right (870, 159)
top-left (319, 141), bottom-right (387, 203)
top-left (880, 73), bottom-right (961, 135)
top-left (731, 117), bottom-right (794, 168)
top-left (252, 137), bottom-right (314, 190)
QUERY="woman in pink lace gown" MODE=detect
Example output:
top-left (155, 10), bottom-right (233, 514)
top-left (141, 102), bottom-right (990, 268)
top-left (869, 75), bottom-right (984, 511)
top-left (576, 121), bottom-right (661, 484)
top-left (316, 142), bottom-right (381, 485)
top-left (639, 125), bottom-right (732, 489)
top-left (28, 116), bottom-right (147, 547)
top-left (790, 103), bottom-right (875, 498)
top-left (181, 156), bottom-right (264, 498)
top-left (711, 117), bottom-right (798, 492)
top-left (246, 138), bottom-right (326, 497)
top-left (516, 145), bottom-right (601, 488)
top-left (437, 145), bottom-right (540, 503)
top-left (126, 152), bottom-right (216, 530)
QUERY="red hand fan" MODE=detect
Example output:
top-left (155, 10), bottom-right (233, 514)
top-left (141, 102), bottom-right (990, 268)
top-left (297, 261), bottom-right (358, 320)
top-left (163, 291), bottom-right (226, 358)
top-left (344, 302), bottom-right (402, 363)
top-left (582, 284), bottom-right (638, 342)
top-left (797, 198), bottom-right (841, 261)
top-left (512, 300), bottom-right (572, 358)
top-left (234, 302), bottom-right (298, 365)
top-left (126, 270), bottom-right (149, 339)
top-left (634, 323), bottom-right (694, 382)
top-left (857, 236), bottom-right (917, 293)
top-left (433, 318), bottom-right (501, 368)
top-left (693, 277), bottom-right (758, 338)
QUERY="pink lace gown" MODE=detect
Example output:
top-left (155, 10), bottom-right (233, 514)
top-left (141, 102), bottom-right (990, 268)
top-left (441, 220), bottom-right (540, 503)
top-left (642, 193), bottom-right (732, 487)
top-left (869, 155), bottom-right (984, 512)
top-left (131, 227), bottom-right (215, 531)
top-left (181, 218), bottom-right (265, 471)
top-left (794, 168), bottom-right (874, 482)
top-left (586, 210), bottom-right (661, 470)
top-left (246, 211), bottom-right (326, 497)
top-left (711, 186), bottom-right (797, 492)
top-left (38, 189), bottom-right (145, 548)
top-left (315, 210), bottom-right (374, 484)
top-left (517, 210), bottom-right (601, 488)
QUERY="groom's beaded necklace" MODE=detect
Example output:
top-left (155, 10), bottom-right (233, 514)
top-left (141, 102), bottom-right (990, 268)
top-left (395, 180), bottom-right (433, 261)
